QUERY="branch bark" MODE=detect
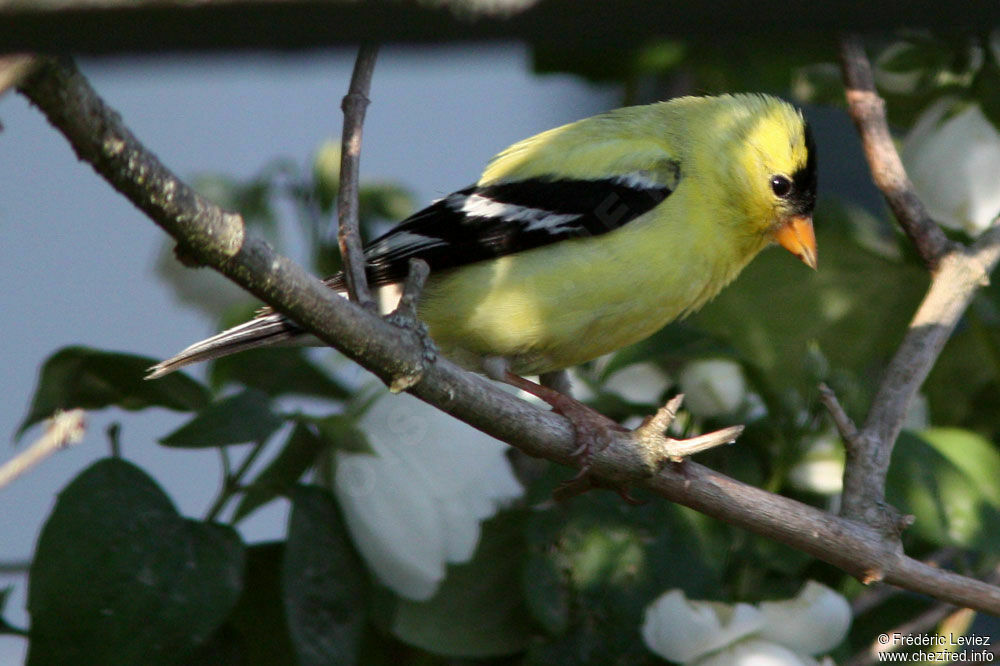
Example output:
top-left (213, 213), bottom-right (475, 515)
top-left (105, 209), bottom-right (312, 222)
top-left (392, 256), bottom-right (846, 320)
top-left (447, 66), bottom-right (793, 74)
top-left (839, 34), bottom-right (954, 271)
top-left (836, 35), bottom-right (1000, 534)
top-left (336, 43), bottom-right (377, 307)
top-left (0, 409), bottom-right (86, 490)
top-left (17, 56), bottom-right (1000, 615)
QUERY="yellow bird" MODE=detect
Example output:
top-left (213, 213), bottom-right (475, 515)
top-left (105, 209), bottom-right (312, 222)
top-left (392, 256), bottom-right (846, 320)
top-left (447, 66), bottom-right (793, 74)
top-left (148, 94), bottom-right (816, 446)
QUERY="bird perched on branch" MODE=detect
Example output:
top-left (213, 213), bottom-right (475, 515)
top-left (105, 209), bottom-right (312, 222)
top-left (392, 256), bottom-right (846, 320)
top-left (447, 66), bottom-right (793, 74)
top-left (148, 93), bottom-right (817, 467)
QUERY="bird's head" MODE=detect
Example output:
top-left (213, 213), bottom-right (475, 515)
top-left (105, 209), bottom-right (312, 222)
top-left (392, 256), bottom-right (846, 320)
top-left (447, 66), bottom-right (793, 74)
top-left (733, 96), bottom-right (818, 269)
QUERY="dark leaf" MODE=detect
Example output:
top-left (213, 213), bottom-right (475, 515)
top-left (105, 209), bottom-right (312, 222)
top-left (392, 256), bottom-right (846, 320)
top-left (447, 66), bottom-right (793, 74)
top-left (283, 485), bottom-right (369, 666)
top-left (194, 543), bottom-right (298, 666)
top-left (522, 477), bottom-right (723, 666)
top-left (876, 37), bottom-right (944, 75)
top-left (232, 423), bottom-right (329, 523)
top-left (18, 346), bottom-right (210, 438)
top-left (159, 389), bottom-right (284, 448)
top-left (210, 347), bottom-right (350, 401)
top-left (27, 459), bottom-right (244, 666)
top-left (522, 552), bottom-right (569, 636)
top-left (972, 58), bottom-right (1000, 133)
top-left (791, 63), bottom-right (845, 107)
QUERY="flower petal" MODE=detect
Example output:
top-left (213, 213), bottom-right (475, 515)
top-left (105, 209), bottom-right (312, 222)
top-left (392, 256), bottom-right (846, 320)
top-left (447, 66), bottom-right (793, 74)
top-left (758, 581), bottom-right (851, 655)
top-left (642, 589), bottom-right (765, 662)
top-left (693, 638), bottom-right (822, 666)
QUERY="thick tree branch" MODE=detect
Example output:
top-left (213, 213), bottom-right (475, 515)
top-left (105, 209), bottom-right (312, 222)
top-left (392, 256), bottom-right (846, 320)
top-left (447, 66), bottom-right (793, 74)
top-left (836, 35), bottom-right (1000, 533)
top-left (18, 57), bottom-right (1000, 614)
top-left (336, 43), bottom-right (377, 307)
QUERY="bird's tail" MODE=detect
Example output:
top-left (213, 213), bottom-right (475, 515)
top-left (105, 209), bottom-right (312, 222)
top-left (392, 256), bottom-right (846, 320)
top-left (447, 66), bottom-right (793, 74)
top-left (145, 313), bottom-right (308, 380)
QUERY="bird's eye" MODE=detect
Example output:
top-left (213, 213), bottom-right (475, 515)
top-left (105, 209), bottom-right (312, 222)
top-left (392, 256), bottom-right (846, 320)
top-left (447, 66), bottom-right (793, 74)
top-left (770, 175), bottom-right (792, 198)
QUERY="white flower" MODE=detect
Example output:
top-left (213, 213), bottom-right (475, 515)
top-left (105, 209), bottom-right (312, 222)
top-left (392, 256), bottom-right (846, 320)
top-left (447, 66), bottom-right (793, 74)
top-left (603, 363), bottom-right (672, 404)
top-left (333, 390), bottom-right (522, 601)
top-left (678, 359), bottom-right (747, 418)
top-left (902, 97), bottom-right (1000, 236)
top-left (694, 638), bottom-right (825, 666)
top-left (642, 590), bottom-right (765, 663)
top-left (642, 582), bottom-right (850, 665)
top-left (788, 432), bottom-right (845, 495)
top-left (758, 582), bottom-right (852, 656)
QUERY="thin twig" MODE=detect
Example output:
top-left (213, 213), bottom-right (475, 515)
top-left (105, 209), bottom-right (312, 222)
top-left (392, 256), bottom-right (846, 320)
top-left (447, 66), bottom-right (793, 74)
top-left (337, 43), bottom-right (378, 308)
top-left (18, 56), bottom-right (1000, 615)
top-left (818, 382), bottom-right (859, 444)
top-left (838, 34), bottom-right (953, 271)
top-left (392, 257), bottom-right (429, 322)
top-left (204, 439), bottom-right (268, 522)
top-left (0, 54), bottom-right (39, 98)
top-left (0, 409), bottom-right (86, 490)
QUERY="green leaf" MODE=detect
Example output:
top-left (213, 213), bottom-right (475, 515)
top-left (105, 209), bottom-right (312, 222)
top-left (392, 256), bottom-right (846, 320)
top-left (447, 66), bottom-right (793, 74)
top-left (877, 38), bottom-right (943, 75)
top-left (17, 346), bottom-right (210, 438)
top-left (232, 423), bottom-right (329, 523)
top-left (358, 183), bottom-right (415, 228)
top-left (309, 414), bottom-right (373, 455)
top-left (925, 303), bottom-right (1000, 438)
top-left (27, 458), bottom-right (245, 666)
top-left (210, 346), bottom-right (350, 400)
top-left (387, 511), bottom-right (531, 658)
top-left (312, 140), bottom-right (341, 213)
top-left (522, 552), bottom-right (569, 636)
top-left (887, 429), bottom-right (1000, 549)
top-left (283, 485), bottom-right (369, 666)
top-left (691, 206), bottom-right (928, 397)
top-left (791, 63), bottom-right (845, 106)
top-left (189, 543), bottom-right (297, 666)
top-left (521, 476), bottom-right (724, 666)
top-left (159, 389), bottom-right (284, 448)
top-left (972, 57), bottom-right (1000, 133)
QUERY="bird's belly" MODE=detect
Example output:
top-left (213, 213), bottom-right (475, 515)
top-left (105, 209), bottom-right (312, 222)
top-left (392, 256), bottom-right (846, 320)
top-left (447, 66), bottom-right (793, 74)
top-left (417, 233), bottom-right (717, 375)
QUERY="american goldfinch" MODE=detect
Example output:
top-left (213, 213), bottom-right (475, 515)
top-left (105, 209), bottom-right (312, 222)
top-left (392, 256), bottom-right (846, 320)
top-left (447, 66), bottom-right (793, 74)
top-left (148, 94), bottom-right (817, 399)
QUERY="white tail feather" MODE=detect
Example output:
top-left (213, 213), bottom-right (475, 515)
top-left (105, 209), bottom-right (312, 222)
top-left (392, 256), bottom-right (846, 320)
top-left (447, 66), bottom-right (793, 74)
top-left (145, 313), bottom-right (310, 379)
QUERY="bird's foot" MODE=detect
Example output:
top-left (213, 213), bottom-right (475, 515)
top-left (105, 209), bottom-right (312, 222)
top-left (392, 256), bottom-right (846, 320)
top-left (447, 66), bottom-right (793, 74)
top-left (496, 369), bottom-right (633, 495)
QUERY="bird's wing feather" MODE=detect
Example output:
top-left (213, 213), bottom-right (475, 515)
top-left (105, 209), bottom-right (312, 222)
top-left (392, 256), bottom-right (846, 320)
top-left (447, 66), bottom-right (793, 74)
top-left (326, 170), bottom-right (677, 290)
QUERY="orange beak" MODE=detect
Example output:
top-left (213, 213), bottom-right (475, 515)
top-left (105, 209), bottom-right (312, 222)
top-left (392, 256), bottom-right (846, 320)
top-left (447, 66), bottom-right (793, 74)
top-left (774, 215), bottom-right (817, 270)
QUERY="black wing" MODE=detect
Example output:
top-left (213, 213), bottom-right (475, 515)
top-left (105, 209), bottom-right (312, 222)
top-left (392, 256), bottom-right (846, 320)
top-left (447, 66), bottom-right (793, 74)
top-left (328, 172), bottom-right (676, 289)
